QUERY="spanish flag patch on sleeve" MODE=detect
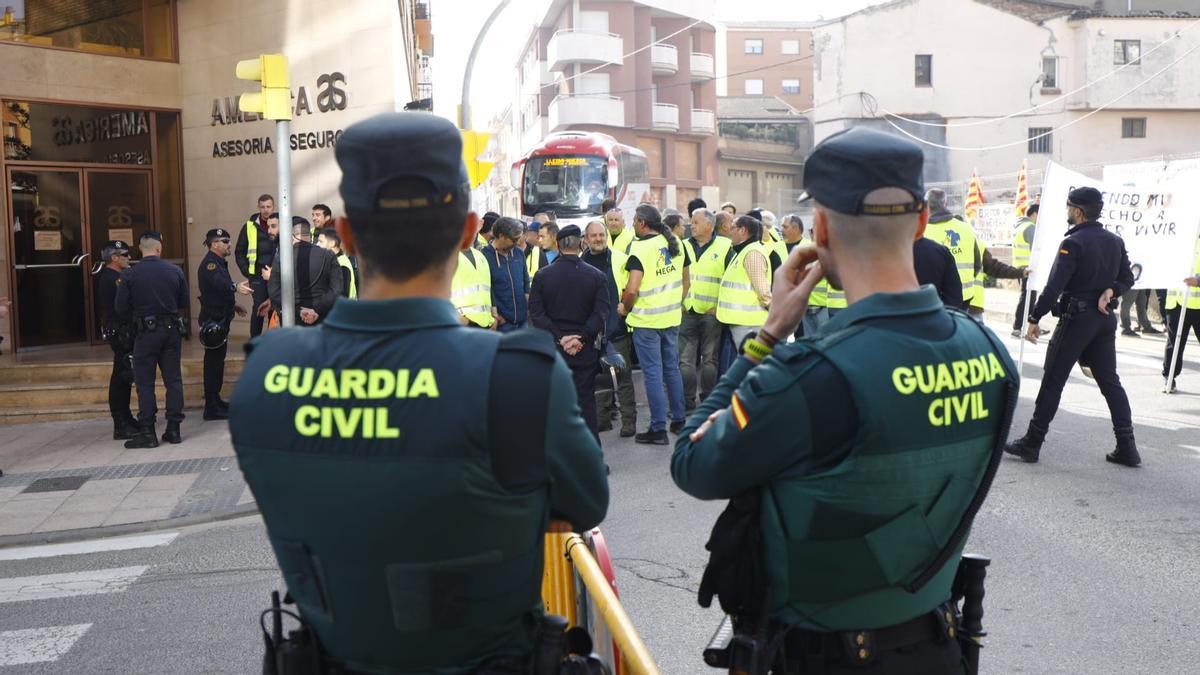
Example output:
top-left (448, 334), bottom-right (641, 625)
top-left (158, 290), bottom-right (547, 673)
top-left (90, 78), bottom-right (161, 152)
top-left (731, 392), bottom-right (749, 430)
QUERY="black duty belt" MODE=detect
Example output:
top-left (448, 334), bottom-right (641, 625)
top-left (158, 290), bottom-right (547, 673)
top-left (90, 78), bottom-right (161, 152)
top-left (783, 604), bottom-right (958, 667)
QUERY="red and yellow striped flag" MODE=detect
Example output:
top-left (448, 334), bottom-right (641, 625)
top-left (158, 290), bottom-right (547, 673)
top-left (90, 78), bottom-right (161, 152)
top-left (964, 169), bottom-right (985, 223)
top-left (1014, 160), bottom-right (1029, 219)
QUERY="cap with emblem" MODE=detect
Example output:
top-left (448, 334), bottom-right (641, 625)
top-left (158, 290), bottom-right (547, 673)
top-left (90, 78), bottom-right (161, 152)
top-left (140, 231), bottom-right (163, 243)
top-left (797, 127), bottom-right (926, 216)
top-left (335, 112), bottom-right (468, 216)
top-left (1068, 186), bottom-right (1104, 210)
top-left (556, 224), bottom-right (581, 242)
top-left (101, 240), bottom-right (131, 256)
top-left (204, 228), bottom-right (231, 245)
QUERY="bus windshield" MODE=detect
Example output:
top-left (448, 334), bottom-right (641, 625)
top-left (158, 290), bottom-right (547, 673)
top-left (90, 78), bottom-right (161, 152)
top-left (523, 155), bottom-right (609, 216)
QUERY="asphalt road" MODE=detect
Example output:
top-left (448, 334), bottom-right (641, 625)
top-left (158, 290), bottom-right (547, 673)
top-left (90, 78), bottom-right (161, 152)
top-left (2, 318), bottom-right (1198, 674)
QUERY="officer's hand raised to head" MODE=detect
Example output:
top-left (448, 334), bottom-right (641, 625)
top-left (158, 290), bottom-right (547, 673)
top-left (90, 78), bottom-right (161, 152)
top-left (1098, 288), bottom-right (1115, 315)
top-left (761, 242), bottom-right (824, 339)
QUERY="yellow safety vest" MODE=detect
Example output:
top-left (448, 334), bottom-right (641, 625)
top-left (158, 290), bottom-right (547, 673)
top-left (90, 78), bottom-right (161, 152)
top-left (1166, 242), bottom-right (1200, 311)
top-left (476, 233), bottom-right (488, 250)
top-left (626, 234), bottom-right (684, 329)
top-left (1012, 218), bottom-right (1034, 268)
top-left (717, 242), bottom-right (771, 326)
top-left (245, 218), bottom-right (260, 275)
top-left (526, 246), bottom-right (543, 277)
top-left (764, 232), bottom-right (788, 266)
top-left (609, 248), bottom-right (630, 301)
top-left (924, 217), bottom-right (978, 307)
top-left (809, 279), bottom-right (828, 308)
top-left (451, 248), bottom-right (494, 327)
top-left (609, 227), bottom-right (635, 255)
top-left (684, 236), bottom-right (732, 314)
top-left (335, 253), bottom-right (357, 300)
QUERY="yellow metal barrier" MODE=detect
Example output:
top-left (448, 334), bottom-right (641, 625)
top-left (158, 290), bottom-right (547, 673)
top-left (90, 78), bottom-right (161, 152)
top-left (564, 533), bottom-right (661, 675)
top-left (542, 531), bottom-right (578, 627)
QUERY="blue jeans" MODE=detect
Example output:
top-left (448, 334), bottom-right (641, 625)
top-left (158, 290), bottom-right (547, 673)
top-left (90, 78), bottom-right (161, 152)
top-left (632, 326), bottom-right (685, 432)
top-left (497, 320), bottom-right (526, 333)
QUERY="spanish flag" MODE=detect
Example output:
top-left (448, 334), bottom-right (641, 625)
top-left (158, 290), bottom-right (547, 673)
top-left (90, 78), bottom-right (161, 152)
top-left (1014, 160), bottom-right (1028, 220)
top-left (731, 393), bottom-right (749, 430)
top-left (964, 169), bottom-right (985, 223)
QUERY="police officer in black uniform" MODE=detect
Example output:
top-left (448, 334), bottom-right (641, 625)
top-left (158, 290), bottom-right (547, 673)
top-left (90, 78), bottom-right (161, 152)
top-left (116, 231), bottom-right (189, 449)
top-left (96, 240), bottom-right (138, 439)
top-left (1006, 187), bottom-right (1140, 467)
top-left (229, 112), bottom-right (608, 674)
top-left (197, 228), bottom-right (251, 420)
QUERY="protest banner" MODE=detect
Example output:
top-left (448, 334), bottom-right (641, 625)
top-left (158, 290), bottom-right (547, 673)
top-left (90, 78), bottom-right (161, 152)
top-left (973, 204), bottom-right (1016, 247)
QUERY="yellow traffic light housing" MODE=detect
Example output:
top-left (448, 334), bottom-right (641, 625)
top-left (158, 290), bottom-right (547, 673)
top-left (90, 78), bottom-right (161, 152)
top-left (461, 130), bottom-right (495, 189)
top-left (237, 54), bottom-right (292, 120)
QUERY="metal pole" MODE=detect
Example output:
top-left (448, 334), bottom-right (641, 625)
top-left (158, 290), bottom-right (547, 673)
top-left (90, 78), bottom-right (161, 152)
top-left (460, 0), bottom-right (512, 128)
top-left (1164, 287), bottom-right (1190, 393)
top-left (276, 119), bottom-right (295, 328)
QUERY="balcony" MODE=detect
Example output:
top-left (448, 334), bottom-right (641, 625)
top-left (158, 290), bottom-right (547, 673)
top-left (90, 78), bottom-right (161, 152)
top-left (690, 52), bottom-right (715, 81)
top-left (651, 102), bottom-right (679, 132)
top-left (650, 44), bottom-right (678, 75)
top-left (547, 30), bottom-right (624, 71)
top-left (548, 95), bottom-right (625, 130)
top-left (691, 108), bottom-right (715, 135)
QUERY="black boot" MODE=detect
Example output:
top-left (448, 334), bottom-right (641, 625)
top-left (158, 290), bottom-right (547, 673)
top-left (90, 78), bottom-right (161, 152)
top-left (124, 426), bottom-right (160, 449)
top-left (1003, 425), bottom-right (1046, 463)
top-left (161, 421), bottom-right (182, 445)
top-left (203, 397), bottom-right (228, 421)
top-left (1106, 427), bottom-right (1141, 467)
top-left (634, 429), bottom-right (669, 445)
top-left (113, 417), bottom-right (140, 440)
top-left (215, 397), bottom-right (230, 411)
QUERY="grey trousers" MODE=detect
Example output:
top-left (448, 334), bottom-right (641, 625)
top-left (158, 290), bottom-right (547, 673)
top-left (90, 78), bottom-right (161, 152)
top-left (678, 310), bottom-right (723, 410)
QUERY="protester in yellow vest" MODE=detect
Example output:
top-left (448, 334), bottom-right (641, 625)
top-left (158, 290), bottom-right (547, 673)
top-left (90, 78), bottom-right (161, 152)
top-left (1162, 239), bottom-right (1200, 392)
top-left (606, 207), bottom-right (635, 255)
top-left (925, 189), bottom-right (1027, 318)
top-left (782, 213), bottom-right (824, 336)
top-left (717, 215), bottom-right (772, 348)
top-left (451, 247), bottom-right (495, 328)
top-left (1011, 204), bottom-right (1039, 336)
top-left (233, 193), bottom-right (276, 337)
top-left (679, 208), bottom-right (731, 410)
top-left (316, 228), bottom-right (358, 299)
top-left (619, 204), bottom-right (689, 445)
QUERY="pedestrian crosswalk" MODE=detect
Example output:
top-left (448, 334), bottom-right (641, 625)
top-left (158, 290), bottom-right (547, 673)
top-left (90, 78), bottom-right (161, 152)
top-left (0, 532), bottom-right (177, 667)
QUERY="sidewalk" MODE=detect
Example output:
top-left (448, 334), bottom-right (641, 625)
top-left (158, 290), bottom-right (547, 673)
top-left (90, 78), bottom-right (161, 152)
top-left (0, 416), bottom-right (253, 546)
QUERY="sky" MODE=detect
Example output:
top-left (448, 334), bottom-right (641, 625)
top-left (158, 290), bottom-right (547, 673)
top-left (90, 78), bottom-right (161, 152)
top-left (430, 0), bottom-right (890, 128)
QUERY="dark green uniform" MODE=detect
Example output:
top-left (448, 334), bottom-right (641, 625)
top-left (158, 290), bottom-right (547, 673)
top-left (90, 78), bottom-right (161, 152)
top-left (231, 297), bottom-right (608, 673)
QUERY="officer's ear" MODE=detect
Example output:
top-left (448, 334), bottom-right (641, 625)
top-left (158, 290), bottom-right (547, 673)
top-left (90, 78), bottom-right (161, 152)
top-left (458, 211), bottom-right (480, 252)
top-left (812, 208), bottom-right (830, 249)
top-left (335, 217), bottom-right (356, 256)
top-left (914, 206), bottom-right (929, 241)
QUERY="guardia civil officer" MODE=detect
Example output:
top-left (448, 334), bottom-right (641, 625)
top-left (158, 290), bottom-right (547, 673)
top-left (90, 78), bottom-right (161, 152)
top-left (672, 127), bottom-right (1017, 673)
top-left (95, 240), bottom-right (138, 439)
top-left (197, 228), bottom-right (251, 420)
top-left (229, 112), bottom-right (608, 674)
top-left (1006, 187), bottom-right (1140, 467)
top-left (115, 232), bottom-right (189, 448)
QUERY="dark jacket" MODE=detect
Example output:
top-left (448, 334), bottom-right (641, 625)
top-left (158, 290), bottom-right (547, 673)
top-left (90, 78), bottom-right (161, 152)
top-left (529, 255), bottom-right (612, 350)
top-left (928, 209), bottom-right (1024, 280)
top-left (198, 250), bottom-right (237, 323)
top-left (268, 240), bottom-right (344, 325)
top-left (1032, 220), bottom-right (1135, 322)
top-left (913, 238), bottom-right (964, 309)
top-left (484, 244), bottom-right (530, 325)
top-left (115, 256), bottom-right (188, 319)
top-left (234, 214), bottom-right (276, 280)
top-left (581, 248), bottom-right (626, 338)
top-left (96, 266), bottom-right (126, 326)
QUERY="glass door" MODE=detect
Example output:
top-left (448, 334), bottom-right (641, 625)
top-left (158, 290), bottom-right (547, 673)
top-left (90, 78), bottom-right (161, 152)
top-left (9, 169), bottom-right (89, 349)
top-left (85, 170), bottom-right (153, 344)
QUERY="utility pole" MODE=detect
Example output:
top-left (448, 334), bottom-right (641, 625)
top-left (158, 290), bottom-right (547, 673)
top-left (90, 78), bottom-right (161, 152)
top-left (460, 0), bottom-right (512, 128)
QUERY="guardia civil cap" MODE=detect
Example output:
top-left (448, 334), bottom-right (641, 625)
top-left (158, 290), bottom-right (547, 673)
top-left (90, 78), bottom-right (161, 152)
top-left (335, 112), bottom-right (469, 215)
top-left (798, 127), bottom-right (926, 216)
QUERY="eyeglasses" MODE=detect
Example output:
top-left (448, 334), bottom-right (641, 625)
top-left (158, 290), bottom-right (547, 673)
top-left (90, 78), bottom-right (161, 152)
top-left (214, 239), bottom-right (231, 245)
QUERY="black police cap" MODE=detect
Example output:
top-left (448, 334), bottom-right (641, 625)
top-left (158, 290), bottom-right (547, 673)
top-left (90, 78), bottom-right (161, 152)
top-left (204, 228), bottom-right (231, 245)
top-left (1068, 187), bottom-right (1104, 209)
top-left (798, 127), bottom-right (926, 216)
top-left (335, 112), bottom-right (469, 216)
top-left (101, 240), bottom-right (130, 254)
top-left (556, 224), bottom-right (582, 242)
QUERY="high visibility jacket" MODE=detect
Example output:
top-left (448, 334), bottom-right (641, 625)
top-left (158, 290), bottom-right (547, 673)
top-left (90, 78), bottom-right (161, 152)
top-left (609, 227), bottom-right (635, 255)
top-left (717, 242), bottom-right (771, 327)
top-left (762, 308), bottom-right (1016, 629)
top-left (824, 280), bottom-right (848, 310)
top-left (684, 236), bottom-right (732, 314)
top-left (925, 217), bottom-right (978, 308)
top-left (236, 215), bottom-right (276, 279)
top-left (526, 246), bottom-right (544, 277)
top-left (765, 234), bottom-right (788, 267)
top-left (1012, 218), bottom-right (1034, 268)
top-left (336, 253), bottom-right (357, 300)
top-left (1166, 243), bottom-right (1200, 310)
top-left (809, 279), bottom-right (828, 309)
top-left (476, 233), bottom-right (488, 250)
top-left (452, 249), bottom-right (494, 327)
top-left (626, 234), bottom-right (684, 329)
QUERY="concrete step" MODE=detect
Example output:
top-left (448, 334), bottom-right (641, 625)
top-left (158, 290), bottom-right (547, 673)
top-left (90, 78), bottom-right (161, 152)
top-left (0, 357), bottom-right (243, 385)
top-left (0, 400), bottom-right (224, 426)
top-left (0, 376), bottom-right (239, 410)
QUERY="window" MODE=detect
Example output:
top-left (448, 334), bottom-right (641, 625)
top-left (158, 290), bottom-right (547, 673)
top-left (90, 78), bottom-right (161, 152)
top-left (1122, 117), bottom-right (1147, 138)
top-left (744, 79), bottom-right (764, 95)
top-left (1028, 127), bottom-right (1053, 154)
top-left (579, 10), bottom-right (609, 34)
top-left (782, 79), bottom-right (801, 94)
top-left (915, 54), bottom-right (932, 87)
top-left (0, 0), bottom-right (177, 60)
top-left (577, 73), bottom-right (610, 97)
top-left (744, 38), bottom-right (763, 54)
top-left (781, 39), bottom-right (800, 55)
top-left (1041, 56), bottom-right (1059, 90)
top-left (1114, 40), bottom-right (1141, 65)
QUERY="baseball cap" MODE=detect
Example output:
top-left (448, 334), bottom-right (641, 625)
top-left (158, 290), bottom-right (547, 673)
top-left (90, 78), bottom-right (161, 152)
top-left (203, 228), bottom-right (230, 245)
top-left (335, 112), bottom-right (469, 216)
top-left (101, 240), bottom-right (130, 256)
top-left (798, 127), bottom-right (926, 216)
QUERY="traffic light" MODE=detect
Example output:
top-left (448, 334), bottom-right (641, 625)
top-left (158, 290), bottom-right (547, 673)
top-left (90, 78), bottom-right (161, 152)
top-left (236, 54), bottom-right (292, 120)
top-left (460, 130), bottom-right (495, 189)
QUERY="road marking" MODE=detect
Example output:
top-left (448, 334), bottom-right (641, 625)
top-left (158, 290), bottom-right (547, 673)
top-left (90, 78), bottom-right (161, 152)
top-left (0, 532), bottom-right (178, 562)
top-left (0, 566), bottom-right (149, 604)
top-left (0, 624), bottom-right (91, 666)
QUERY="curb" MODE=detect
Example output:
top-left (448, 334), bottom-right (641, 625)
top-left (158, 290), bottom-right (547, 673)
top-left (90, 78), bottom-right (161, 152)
top-left (0, 503), bottom-right (261, 549)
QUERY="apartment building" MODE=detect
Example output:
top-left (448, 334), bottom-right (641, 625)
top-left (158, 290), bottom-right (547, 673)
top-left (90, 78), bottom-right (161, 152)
top-left (514, 0), bottom-right (720, 210)
top-left (722, 22), bottom-right (815, 111)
